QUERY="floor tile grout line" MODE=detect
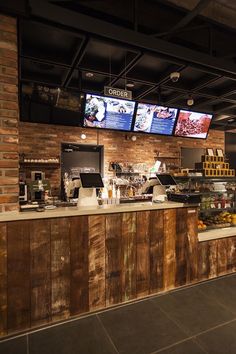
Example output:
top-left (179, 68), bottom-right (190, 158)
top-left (149, 297), bottom-right (194, 338)
top-left (191, 336), bottom-right (209, 354)
top-left (148, 317), bottom-right (236, 354)
top-left (148, 335), bottom-right (209, 354)
top-left (197, 285), bottom-right (236, 316)
top-left (95, 314), bottom-right (120, 354)
top-left (26, 334), bottom-right (29, 354)
top-left (149, 297), bottom-right (236, 354)
top-left (150, 288), bottom-right (236, 337)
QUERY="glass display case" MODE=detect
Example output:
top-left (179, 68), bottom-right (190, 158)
top-left (175, 176), bottom-right (236, 231)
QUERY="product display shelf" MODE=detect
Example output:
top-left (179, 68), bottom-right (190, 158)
top-left (200, 207), bottom-right (235, 213)
top-left (20, 162), bottom-right (60, 168)
top-left (115, 172), bottom-right (140, 176)
top-left (198, 225), bottom-right (236, 242)
top-left (175, 176), bottom-right (236, 237)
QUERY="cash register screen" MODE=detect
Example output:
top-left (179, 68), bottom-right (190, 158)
top-left (156, 174), bottom-right (177, 186)
top-left (80, 173), bottom-right (104, 188)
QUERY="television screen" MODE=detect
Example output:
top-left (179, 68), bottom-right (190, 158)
top-left (83, 93), bottom-right (135, 131)
top-left (174, 109), bottom-right (213, 139)
top-left (133, 103), bottom-right (178, 135)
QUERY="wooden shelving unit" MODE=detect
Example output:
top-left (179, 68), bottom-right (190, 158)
top-left (20, 162), bottom-right (60, 168)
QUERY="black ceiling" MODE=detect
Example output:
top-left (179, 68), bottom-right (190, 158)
top-left (5, 0), bottom-right (236, 130)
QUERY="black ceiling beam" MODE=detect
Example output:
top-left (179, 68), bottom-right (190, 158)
top-left (79, 67), bottom-right (119, 80)
top-left (21, 74), bottom-right (61, 87)
top-left (134, 84), bottom-right (157, 100)
top-left (220, 85), bottom-right (236, 98)
top-left (152, 24), bottom-right (209, 38)
top-left (20, 54), bottom-right (72, 69)
top-left (133, 0), bottom-right (138, 31)
top-left (155, 64), bottom-right (186, 86)
top-left (29, 0), bottom-right (236, 80)
top-left (213, 102), bottom-right (236, 113)
top-left (164, 92), bottom-right (185, 105)
top-left (157, 0), bottom-right (213, 40)
top-left (193, 97), bottom-right (217, 108)
top-left (165, 76), bottom-right (223, 105)
top-left (61, 36), bottom-right (89, 87)
top-left (190, 75), bottom-right (222, 91)
top-left (108, 52), bottom-right (143, 87)
top-left (0, 0), bottom-right (29, 17)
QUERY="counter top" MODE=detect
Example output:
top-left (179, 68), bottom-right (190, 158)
top-left (198, 226), bottom-right (236, 242)
top-left (0, 201), bottom-right (195, 222)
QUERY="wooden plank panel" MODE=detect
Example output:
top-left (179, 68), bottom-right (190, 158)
top-left (136, 211), bottom-right (150, 298)
top-left (227, 236), bottom-right (236, 272)
top-left (7, 221), bottom-right (30, 332)
top-left (0, 223), bottom-right (7, 335)
top-left (30, 219), bottom-right (51, 327)
top-left (121, 212), bottom-right (136, 302)
top-left (186, 208), bottom-right (198, 283)
top-left (88, 215), bottom-right (106, 311)
top-left (175, 208), bottom-right (187, 287)
top-left (51, 218), bottom-right (70, 321)
top-left (70, 216), bottom-right (89, 315)
top-left (198, 242), bottom-right (209, 281)
top-left (149, 210), bottom-right (164, 294)
top-left (198, 240), bottom-right (217, 281)
top-left (217, 238), bottom-right (228, 276)
top-left (105, 214), bottom-right (122, 306)
top-left (163, 209), bottom-right (176, 290)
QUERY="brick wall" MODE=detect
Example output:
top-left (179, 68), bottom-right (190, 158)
top-left (19, 122), bottom-right (225, 196)
top-left (0, 15), bottom-right (19, 212)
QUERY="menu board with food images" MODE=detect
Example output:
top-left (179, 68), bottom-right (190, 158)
top-left (133, 103), bottom-right (178, 135)
top-left (174, 109), bottom-right (213, 139)
top-left (83, 93), bottom-right (136, 131)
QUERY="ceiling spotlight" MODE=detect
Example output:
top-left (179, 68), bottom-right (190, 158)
top-left (126, 81), bottom-right (135, 88)
top-left (187, 95), bottom-right (194, 106)
top-left (80, 133), bottom-right (87, 140)
top-left (170, 72), bottom-right (180, 82)
top-left (85, 72), bottom-right (94, 78)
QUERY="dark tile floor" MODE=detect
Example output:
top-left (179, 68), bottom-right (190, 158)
top-left (1, 273), bottom-right (236, 354)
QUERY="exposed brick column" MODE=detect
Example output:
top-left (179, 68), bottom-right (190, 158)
top-left (0, 14), bottom-right (19, 212)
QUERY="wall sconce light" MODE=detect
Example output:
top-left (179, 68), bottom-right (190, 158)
top-left (187, 95), bottom-right (194, 106)
top-left (80, 133), bottom-right (87, 140)
top-left (125, 134), bottom-right (137, 141)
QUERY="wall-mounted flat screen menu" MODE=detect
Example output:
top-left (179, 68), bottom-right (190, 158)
top-left (83, 93), bottom-right (135, 131)
top-left (133, 103), bottom-right (178, 135)
top-left (174, 109), bottom-right (213, 139)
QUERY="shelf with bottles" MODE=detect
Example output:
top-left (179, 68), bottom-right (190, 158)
top-left (108, 161), bottom-right (148, 176)
top-left (200, 192), bottom-right (235, 211)
top-left (155, 155), bottom-right (181, 159)
top-left (115, 172), bottom-right (140, 176)
top-left (20, 154), bottom-right (60, 168)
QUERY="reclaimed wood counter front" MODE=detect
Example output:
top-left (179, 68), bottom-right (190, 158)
top-left (0, 204), bottom-right (236, 337)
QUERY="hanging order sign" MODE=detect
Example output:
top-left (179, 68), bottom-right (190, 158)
top-left (104, 86), bottom-right (132, 100)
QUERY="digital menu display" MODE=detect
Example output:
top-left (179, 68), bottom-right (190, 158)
top-left (133, 103), bottom-right (178, 135)
top-left (83, 94), bottom-right (135, 131)
top-left (174, 109), bottom-right (213, 139)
